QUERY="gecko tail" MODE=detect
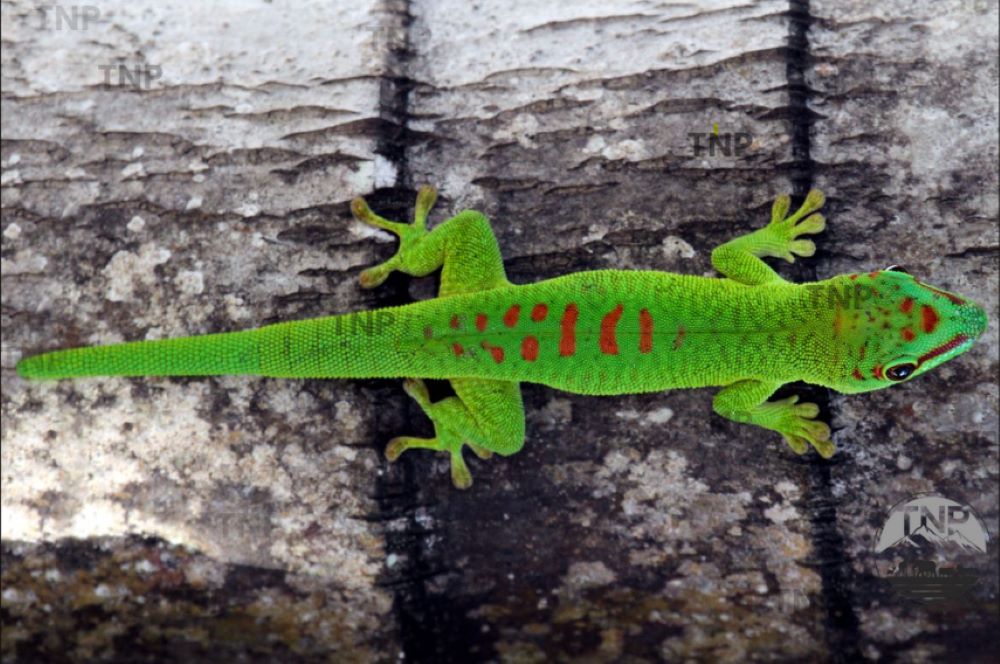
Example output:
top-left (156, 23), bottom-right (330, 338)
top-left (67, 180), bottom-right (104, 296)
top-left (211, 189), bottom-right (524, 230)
top-left (15, 330), bottom-right (261, 380)
top-left (15, 308), bottom-right (411, 380)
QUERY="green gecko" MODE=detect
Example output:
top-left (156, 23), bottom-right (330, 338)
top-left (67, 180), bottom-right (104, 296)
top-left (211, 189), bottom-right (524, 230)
top-left (16, 187), bottom-right (988, 488)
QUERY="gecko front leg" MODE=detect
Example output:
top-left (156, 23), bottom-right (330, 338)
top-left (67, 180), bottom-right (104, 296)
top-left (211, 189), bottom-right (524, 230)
top-left (711, 189), bottom-right (826, 286)
top-left (713, 380), bottom-right (834, 458)
top-left (709, 191), bottom-right (833, 457)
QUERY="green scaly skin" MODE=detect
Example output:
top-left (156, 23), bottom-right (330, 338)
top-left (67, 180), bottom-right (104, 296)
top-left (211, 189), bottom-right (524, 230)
top-left (16, 187), bottom-right (989, 488)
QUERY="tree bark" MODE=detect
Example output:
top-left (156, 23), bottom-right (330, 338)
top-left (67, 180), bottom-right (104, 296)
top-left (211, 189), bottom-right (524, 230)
top-left (2, 0), bottom-right (997, 660)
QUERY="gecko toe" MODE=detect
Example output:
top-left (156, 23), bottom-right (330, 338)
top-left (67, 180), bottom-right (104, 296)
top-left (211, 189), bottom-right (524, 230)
top-left (782, 433), bottom-right (809, 455)
top-left (450, 449), bottom-right (473, 489)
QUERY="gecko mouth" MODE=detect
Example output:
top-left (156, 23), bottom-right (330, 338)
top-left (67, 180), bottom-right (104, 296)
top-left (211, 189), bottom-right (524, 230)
top-left (917, 334), bottom-right (970, 365)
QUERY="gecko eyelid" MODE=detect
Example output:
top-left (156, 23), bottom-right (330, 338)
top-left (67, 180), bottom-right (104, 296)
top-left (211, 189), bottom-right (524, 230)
top-left (885, 265), bottom-right (909, 274)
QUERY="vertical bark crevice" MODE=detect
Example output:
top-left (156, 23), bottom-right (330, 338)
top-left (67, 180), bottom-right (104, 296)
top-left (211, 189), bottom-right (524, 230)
top-left (786, 2), bottom-right (862, 661)
top-left (367, 2), bottom-right (475, 661)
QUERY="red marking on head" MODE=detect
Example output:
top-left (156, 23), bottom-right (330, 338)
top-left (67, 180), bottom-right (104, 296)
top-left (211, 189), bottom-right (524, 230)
top-left (599, 304), bottom-right (624, 355)
top-left (475, 313), bottom-right (488, 332)
top-left (559, 304), bottom-right (579, 357)
top-left (873, 365), bottom-right (884, 379)
top-left (639, 309), bottom-right (654, 354)
top-left (531, 304), bottom-right (548, 322)
top-left (424, 326), bottom-right (434, 339)
top-left (901, 327), bottom-right (916, 342)
top-left (452, 343), bottom-right (464, 357)
top-left (916, 281), bottom-right (966, 305)
top-left (673, 326), bottom-right (686, 350)
top-left (503, 304), bottom-right (521, 328)
top-left (521, 336), bottom-right (539, 361)
top-left (849, 274), bottom-right (859, 280)
top-left (900, 297), bottom-right (914, 314)
top-left (852, 368), bottom-right (864, 380)
top-left (921, 305), bottom-right (940, 333)
top-left (480, 341), bottom-right (504, 363)
top-left (869, 271), bottom-right (881, 279)
top-left (450, 315), bottom-right (460, 329)
top-left (833, 311), bottom-right (842, 337)
top-left (859, 345), bottom-right (866, 360)
top-left (918, 334), bottom-right (969, 365)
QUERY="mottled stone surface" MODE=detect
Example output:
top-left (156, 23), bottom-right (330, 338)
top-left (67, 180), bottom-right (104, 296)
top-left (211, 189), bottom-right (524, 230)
top-left (2, 0), bottom-right (997, 662)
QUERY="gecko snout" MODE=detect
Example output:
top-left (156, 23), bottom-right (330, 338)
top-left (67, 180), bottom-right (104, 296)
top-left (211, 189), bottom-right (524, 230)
top-left (959, 301), bottom-right (988, 339)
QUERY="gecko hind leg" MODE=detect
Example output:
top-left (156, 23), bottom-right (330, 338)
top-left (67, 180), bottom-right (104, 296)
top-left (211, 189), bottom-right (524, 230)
top-left (351, 185), bottom-right (510, 296)
top-left (387, 378), bottom-right (525, 489)
top-left (353, 188), bottom-right (525, 487)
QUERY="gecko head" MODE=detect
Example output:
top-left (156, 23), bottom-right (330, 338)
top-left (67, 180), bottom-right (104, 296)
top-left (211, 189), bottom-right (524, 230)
top-left (818, 267), bottom-right (987, 394)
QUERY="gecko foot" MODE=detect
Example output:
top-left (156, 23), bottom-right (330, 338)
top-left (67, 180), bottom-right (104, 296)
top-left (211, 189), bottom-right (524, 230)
top-left (383, 377), bottom-right (481, 489)
top-left (762, 189), bottom-right (826, 263)
top-left (351, 185), bottom-right (437, 288)
top-left (384, 435), bottom-right (473, 489)
top-left (760, 395), bottom-right (835, 458)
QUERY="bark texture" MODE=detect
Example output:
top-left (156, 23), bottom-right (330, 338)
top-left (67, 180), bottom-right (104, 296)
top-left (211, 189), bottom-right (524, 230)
top-left (2, 0), bottom-right (997, 661)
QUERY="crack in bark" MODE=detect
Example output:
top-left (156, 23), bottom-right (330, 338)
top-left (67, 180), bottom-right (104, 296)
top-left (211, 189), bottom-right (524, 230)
top-left (786, 2), bottom-right (863, 661)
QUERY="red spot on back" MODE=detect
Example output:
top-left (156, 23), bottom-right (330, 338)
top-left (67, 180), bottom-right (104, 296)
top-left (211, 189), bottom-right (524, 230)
top-left (559, 304), bottom-right (579, 357)
top-left (901, 327), bottom-right (916, 342)
top-left (531, 304), bottom-right (548, 322)
top-left (859, 345), bottom-right (866, 360)
top-left (521, 336), bottom-right (539, 361)
top-left (900, 297), bottom-right (914, 314)
top-left (852, 368), bottom-right (864, 380)
top-left (480, 341), bottom-right (504, 363)
top-left (503, 304), bottom-right (521, 328)
top-left (475, 313), bottom-right (488, 332)
top-left (639, 309), bottom-right (654, 354)
top-left (921, 305), bottom-right (940, 333)
top-left (599, 304), bottom-right (624, 355)
top-left (452, 343), bottom-right (464, 357)
top-left (918, 334), bottom-right (968, 364)
top-left (673, 326), bottom-right (686, 350)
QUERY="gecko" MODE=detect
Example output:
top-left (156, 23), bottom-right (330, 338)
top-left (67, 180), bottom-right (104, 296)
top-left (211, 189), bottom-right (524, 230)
top-left (16, 187), bottom-right (988, 488)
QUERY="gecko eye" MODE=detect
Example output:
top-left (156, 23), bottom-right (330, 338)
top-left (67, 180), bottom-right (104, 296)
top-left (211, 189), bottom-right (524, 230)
top-left (885, 265), bottom-right (909, 274)
top-left (885, 363), bottom-right (917, 381)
